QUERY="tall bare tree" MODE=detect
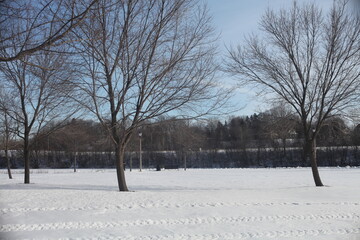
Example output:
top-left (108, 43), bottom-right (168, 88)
top-left (0, 0), bottom-right (99, 62)
top-left (73, 0), bottom-right (230, 191)
top-left (225, 0), bottom-right (360, 186)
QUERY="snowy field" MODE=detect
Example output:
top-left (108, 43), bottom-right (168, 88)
top-left (0, 168), bottom-right (360, 240)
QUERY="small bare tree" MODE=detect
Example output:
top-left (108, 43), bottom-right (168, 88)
top-left (0, 0), bottom-right (99, 62)
top-left (225, 0), bottom-right (360, 186)
top-left (73, 0), bottom-right (230, 191)
top-left (0, 94), bottom-right (15, 179)
top-left (0, 41), bottom-right (75, 183)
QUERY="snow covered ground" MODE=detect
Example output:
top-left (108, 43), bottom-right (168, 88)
top-left (0, 168), bottom-right (359, 240)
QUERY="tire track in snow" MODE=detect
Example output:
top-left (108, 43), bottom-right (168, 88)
top-left (1, 213), bottom-right (359, 232)
top-left (1, 201), bottom-right (359, 214)
top-left (61, 228), bottom-right (360, 240)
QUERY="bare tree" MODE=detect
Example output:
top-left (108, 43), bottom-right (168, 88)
top-left (225, 0), bottom-right (360, 186)
top-left (73, 0), bottom-right (230, 191)
top-left (0, 94), bottom-right (15, 179)
top-left (0, 0), bottom-right (99, 62)
top-left (0, 41), bottom-right (75, 183)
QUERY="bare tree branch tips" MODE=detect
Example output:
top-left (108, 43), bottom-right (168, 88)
top-left (0, 0), bottom-right (99, 62)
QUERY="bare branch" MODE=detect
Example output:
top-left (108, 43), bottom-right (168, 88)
top-left (0, 0), bottom-right (99, 62)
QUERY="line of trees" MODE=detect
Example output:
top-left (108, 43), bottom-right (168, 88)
top-left (0, 0), bottom-right (231, 191)
top-left (2, 108), bottom-right (360, 167)
top-left (1, 0), bottom-right (360, 190)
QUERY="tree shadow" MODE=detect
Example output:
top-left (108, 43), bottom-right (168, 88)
top-left (0, 183), bottom-right (118, 192)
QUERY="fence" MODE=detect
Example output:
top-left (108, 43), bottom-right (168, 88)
top-left (1, 146), bottom-right (359, 169)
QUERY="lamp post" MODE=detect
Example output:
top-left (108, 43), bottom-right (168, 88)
top-left (138, 131), bottom-right (142, 172)
top-left (129, 152), bottom-right (132, 172)
top-left (312, 127), bottom-right (316, 156)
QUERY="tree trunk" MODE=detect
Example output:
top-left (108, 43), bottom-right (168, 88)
top-left (24, 135), bottom-right (30, 184)
top-left (4, 113), bottom-right (12, 179)
top-left (306, 138), bottom-right (324, 187)
top-left (115, 144), bottom-right (128, 191)
top-left (5, 148), bottom-right (12, 179)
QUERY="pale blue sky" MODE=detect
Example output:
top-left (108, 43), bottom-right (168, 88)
top-left (206, 0), bottom-right (333, 116)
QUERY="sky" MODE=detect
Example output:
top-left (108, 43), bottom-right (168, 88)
top-left (206, 0), bottom-right (333, 117)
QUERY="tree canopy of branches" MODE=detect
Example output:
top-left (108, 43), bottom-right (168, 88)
top-left (225, 0), bottom-right (360, 186)
top-left (72, 0), bottom-right (230, 191)
top-left (0, 0), bottom-right (98, 62)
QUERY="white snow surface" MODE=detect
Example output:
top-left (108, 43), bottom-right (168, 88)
top-left (0, 168), bottom-right (359, 240)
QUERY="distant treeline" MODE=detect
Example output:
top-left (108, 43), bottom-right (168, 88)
top-left (1, 106), bottom-right (359, 169)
